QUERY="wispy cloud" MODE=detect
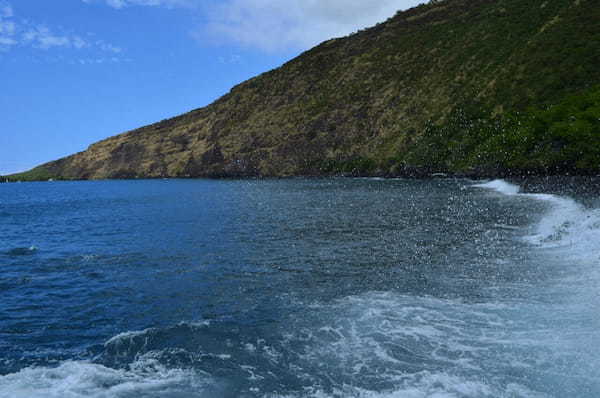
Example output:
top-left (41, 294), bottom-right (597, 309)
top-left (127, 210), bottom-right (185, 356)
top-left (218, 53), bottom-right (242, 64)
top-left (22, 26), bottom-right (87, 50)
top-left (83, 0), bottom-right (193, 9)
top-left (0, 0), bottom-right (11, 18)
top-left (97, 41), bottom-right (122, 53)
top-left (83, 0), bottom-right (421, 52)
top-left (75, 56), bottom-right (127, 65)
top-left (0, 1), bottom-right (122, 54)
top-left (201, 0), bottom-right (420, 52)
top-left (0, 0), bottom-right (16, 50)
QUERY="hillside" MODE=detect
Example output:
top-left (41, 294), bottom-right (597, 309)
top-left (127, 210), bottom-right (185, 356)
top-left (9, 0), bottom-right (600, 180)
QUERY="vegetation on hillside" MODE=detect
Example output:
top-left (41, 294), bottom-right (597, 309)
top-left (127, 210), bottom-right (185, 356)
top-left (403, 85), bottom-right (600, 175)
top-left (315, 86), bottom-right (600, 176)
top-left (4, 167), bottom-right (57, 182)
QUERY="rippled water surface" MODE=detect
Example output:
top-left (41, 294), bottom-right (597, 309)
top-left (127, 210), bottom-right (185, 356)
top-left (1, 177), bottom-right (599, 397)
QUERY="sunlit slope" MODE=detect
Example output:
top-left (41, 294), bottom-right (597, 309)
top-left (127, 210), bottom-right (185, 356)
top-left (14, 0), bottom-right (600, 180)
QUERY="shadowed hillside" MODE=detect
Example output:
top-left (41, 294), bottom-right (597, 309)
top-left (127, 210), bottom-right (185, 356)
top-left (10, 0), bottom-right (600, 180)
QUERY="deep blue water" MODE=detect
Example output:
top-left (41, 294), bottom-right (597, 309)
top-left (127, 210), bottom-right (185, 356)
top-left (1, 178), bottom-right (599, 397)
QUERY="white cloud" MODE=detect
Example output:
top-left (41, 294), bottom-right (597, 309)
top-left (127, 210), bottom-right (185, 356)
top-left (0, 36), bottom-right (15, 46)
top-left (85, 0), bottom-right (193, 9)
top-left (0, 1), bottom-right (15, 50)
top-left (23, 26), bottom-right (81, 49)
top-left (218, 53), bottom-right (242, 64)
top-left (0, 0), bottom-right (12, 18)
top-left (0, 1), bottom-right (122, 54)
top-left (202, 0), bottom-right (422, 52)
top-left (73, 36), bottom-right (89, 49)
top-left (84, 0), bottom-right (421, 52)
top-left (0, 19), bottom-right (15, 35)
top-left (97, 40), bottom-right (122, 53)
top-left (77, 57), bottom-right (122, 65)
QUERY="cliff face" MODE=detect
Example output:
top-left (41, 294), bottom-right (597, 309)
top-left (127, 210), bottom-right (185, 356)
top-left (18, 0), bottom-right (600, 179)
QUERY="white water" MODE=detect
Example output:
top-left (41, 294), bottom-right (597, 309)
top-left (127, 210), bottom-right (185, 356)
top-left (473, 180), bottom-right (520, 196)
top-left (275, 291), bottom-right (555, 398)
top-left (0, 358), bottom-right (214, 398)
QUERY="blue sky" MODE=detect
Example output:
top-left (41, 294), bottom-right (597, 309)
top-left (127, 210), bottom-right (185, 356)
top-left (0, 0), bottom-right (420, 175)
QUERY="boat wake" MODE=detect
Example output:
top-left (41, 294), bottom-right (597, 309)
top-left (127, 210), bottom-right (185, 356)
top-left (0, 293), bottom-right (556, 398)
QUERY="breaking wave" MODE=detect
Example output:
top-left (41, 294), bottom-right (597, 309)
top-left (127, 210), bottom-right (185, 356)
top-left (475, 179), bottom-right (600, 257)
top-left (473, 180), bottom-right (520, 196)
top-left (0, 358), bottom-right (216, 398)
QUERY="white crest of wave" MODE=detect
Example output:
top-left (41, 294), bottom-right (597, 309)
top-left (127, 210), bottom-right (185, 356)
top-left (0, 358), bottom-right (212, 398)
top-left (474, 179), bottom-right (600, 255)
top-left (524, 194), bottom-right (582, 247)
top-left (473, 179), bottom-right (520, 195)
top-left (104, 327), bottom-right (156, 347)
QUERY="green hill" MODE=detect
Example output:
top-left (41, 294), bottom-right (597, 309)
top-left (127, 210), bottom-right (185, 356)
top-left (9, 0), bottom-right (600, 181)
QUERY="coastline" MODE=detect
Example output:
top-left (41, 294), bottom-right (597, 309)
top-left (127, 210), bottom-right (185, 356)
top-left (3, 165), bottom-right (599, 183)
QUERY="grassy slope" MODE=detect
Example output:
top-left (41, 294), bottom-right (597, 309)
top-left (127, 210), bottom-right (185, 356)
top-left (8, 0), bottom-right (600, 181)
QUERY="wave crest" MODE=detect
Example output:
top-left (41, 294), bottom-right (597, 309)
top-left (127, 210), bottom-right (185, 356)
top-left (0, 359), bottom-right (215, 398)
top-left (475, 179), bottom-right (600, 255)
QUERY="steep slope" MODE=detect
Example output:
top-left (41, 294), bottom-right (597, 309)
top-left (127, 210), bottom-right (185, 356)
top-left (12, 0), bottom-right (600, 180)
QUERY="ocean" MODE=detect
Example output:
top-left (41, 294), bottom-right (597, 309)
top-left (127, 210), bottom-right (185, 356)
top-left (0, 177), bottom-right (599, 397)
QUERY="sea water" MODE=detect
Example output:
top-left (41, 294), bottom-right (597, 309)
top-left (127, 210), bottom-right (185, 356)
top-left (0, 177), bottom-right (599, 397)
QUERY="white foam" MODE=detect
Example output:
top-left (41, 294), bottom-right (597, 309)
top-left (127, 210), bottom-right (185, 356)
top-left (279, 291), bottom-right (558, 397)
top-left (104, 321), bottom-right (210, 348)
top-left (524, 194), bottom-right (584, 247)
top-left (473, 179), bottom-right (520, 195)
top-left (104, 328), bottom-right (154, 346)
top-left (271, 372), bottom-right (500, 397)
top-left (273, 368), bottom-right (547, 398)
top-left (0, 358), bottom-right (213, 398)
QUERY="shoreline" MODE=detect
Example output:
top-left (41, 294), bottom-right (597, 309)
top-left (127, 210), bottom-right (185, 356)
top-left (3, 167), bottom-right (600, 183)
